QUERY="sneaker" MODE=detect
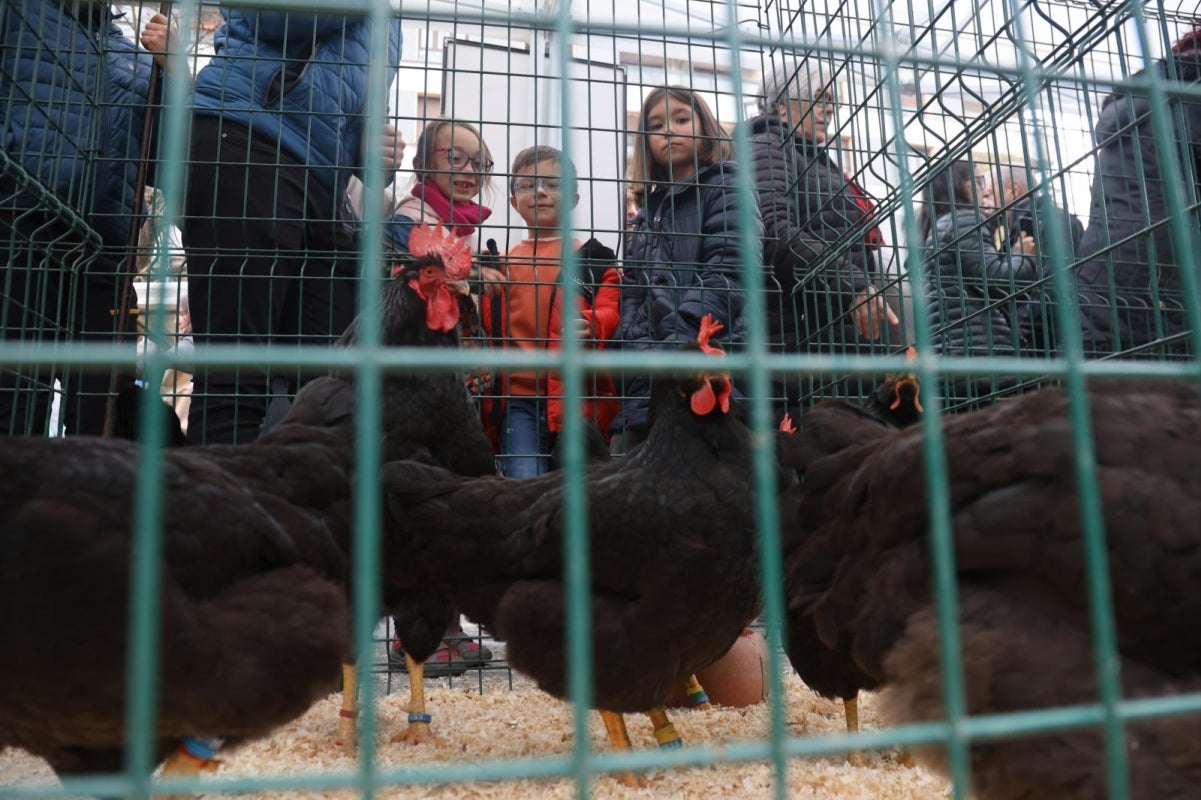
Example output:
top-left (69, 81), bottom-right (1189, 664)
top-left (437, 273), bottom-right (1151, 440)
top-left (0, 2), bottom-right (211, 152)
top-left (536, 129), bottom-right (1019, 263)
top-left (387, 640), bottom-right (406, 668)
top-left (421, 641), bottom-right (470, 677)
top-left (446, 635), bottom-right (493, 663)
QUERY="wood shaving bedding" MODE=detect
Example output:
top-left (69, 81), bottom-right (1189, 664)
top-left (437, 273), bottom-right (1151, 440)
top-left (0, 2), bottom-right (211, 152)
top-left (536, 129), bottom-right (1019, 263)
top-left (1, 671), bottom-right (951, 799)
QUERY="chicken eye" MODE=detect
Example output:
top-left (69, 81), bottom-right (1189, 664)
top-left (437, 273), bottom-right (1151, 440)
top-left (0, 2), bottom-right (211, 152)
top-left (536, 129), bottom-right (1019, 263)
top-left (420, 266), bottom-right (442, 280)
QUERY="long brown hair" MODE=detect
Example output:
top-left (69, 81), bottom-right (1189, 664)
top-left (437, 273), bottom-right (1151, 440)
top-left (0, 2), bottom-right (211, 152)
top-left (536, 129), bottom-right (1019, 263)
top-left (626, 86), bottom-right (732, 197)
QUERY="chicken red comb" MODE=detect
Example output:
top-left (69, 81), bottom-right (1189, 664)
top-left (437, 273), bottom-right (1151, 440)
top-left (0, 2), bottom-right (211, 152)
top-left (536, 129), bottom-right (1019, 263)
top-left (408, 222), bottom-right (472, 281)
top-left (779, 413), bottom-right (797, 434)
top-left (905, 345), bottom-right (918, 361)
top-left (696, 315), bottom-right (725, 355)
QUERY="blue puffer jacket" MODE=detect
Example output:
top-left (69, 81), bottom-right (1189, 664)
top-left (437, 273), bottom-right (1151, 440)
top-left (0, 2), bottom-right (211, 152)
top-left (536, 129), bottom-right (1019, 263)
top-left (616, 160), bottom-right (763, 432)
top-left (0, 1), bottom-right (159, 248)
top-left (192, 9), bottom-right (402, 194)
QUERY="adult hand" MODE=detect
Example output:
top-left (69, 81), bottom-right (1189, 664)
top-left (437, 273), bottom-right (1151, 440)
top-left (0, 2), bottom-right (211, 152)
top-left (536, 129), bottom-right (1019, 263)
top-left (140, 13), bottom-right (174, 72)
top-left (1014, 232), bottom-right (1037, 255)
top-left (382, 123), bottom-right (406, 172)
top-left (852, 288), bottom-right (900, 341)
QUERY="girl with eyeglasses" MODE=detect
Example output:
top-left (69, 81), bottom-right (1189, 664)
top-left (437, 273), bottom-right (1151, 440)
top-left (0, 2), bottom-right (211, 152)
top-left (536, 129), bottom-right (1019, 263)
top-left (387, 119), bottom-right (499, 277)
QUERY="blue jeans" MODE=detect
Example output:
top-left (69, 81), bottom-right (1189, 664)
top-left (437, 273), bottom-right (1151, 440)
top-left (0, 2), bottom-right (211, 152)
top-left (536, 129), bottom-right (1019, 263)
top-left (500, 396), bottom-right (549, 478)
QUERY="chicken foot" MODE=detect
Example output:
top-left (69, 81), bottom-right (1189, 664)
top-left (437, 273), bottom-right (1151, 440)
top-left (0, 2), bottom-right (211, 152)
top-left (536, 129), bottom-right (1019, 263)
top-left (599, 710), bottom-right (648, 788)
top-left (335, 663), bottom-right (358, 753)
top-left (391, 653), bottom-right (433, 745)
top-left (158, 736), bottom-right (223, 799)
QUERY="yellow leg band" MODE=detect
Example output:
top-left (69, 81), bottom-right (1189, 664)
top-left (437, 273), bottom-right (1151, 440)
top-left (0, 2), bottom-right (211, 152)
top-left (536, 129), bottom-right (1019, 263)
top-left (653, 722), bottom-right (682, 749)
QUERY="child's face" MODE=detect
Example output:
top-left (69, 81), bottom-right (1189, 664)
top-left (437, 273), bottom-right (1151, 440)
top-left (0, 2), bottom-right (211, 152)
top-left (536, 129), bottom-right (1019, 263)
top-left (427, 125), bottom-right (489, 204)
top-left (644, 94), bottom-right (700, 181)
top-left (509, 159), bottom-right (577, 232)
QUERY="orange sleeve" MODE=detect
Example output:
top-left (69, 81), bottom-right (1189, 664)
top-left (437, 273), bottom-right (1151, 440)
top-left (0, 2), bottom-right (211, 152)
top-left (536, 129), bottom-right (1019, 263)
top-left (580, 266), bottom-right (621, 344)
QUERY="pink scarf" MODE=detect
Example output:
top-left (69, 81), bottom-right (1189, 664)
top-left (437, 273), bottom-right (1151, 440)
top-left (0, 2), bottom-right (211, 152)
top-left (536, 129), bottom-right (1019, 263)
top-left (411, 181), bottom-right (492, 238)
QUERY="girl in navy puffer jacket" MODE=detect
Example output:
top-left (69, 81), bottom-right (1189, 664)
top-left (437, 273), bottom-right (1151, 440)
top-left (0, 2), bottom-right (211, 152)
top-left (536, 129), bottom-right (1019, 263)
top-left (613, 86), bottom-right (763, 447)
top-left (183, 10), bottom-right (402, 444)
top-left (1, 1), bottom-right (170, 435)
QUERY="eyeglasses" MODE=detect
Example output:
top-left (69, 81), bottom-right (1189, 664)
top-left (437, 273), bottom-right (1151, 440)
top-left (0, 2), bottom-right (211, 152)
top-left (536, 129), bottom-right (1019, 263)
top-left (511, 177), bottom-right (563, 195)
top-left (435, 146), bottom-right (494, 173)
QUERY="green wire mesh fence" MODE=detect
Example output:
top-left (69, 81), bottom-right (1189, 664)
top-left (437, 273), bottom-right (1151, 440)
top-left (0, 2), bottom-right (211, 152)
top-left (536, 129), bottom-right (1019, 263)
top-left (2, 0), bottom-right (1201, 798)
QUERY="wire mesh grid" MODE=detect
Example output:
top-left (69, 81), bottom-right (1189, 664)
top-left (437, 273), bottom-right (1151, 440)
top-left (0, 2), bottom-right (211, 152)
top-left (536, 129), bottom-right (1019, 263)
top-left (2, 0), bottom-right (1200, 798)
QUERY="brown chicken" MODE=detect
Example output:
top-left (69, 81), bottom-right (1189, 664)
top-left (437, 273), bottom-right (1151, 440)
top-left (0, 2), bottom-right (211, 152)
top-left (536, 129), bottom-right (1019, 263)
top-left (861, 346), bottom-right (922, 427)
top-left (381, 317), bottom-right (760, 783)
top-left (0, 223), bottom-right (496, 781)
top-left (784, 379), bottom-right (1201, 799)
top-left (0, 376), bottom-right (356, 778)
top-left (776, 366), bottom-right (923, 747)
top-left (331, 224), bottom-right (497, 750)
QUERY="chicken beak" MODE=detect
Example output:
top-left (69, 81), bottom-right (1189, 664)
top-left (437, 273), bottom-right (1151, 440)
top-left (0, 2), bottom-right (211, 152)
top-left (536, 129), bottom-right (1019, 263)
top-left (715, 374), bottom-right (732, 413)
top-left (890, 375), bottom-right (923, 412)
top-left (446, 280), bottom-right (471, 296)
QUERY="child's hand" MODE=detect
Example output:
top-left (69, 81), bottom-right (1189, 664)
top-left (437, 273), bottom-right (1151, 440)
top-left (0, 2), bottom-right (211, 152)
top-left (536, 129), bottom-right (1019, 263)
top-left (565, 317), bottom-right (592, 339)
top-left (477, 265), bottom-right (506, 297)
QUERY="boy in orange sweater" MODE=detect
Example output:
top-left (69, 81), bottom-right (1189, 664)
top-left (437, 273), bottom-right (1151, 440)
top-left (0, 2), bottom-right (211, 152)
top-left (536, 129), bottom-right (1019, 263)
top-left (481, 146), bottom-right (620, 477)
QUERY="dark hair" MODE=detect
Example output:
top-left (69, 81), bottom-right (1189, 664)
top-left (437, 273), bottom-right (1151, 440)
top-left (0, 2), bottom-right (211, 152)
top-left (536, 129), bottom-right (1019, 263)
top-left (919, 158), bottom-right (977, 242)
top-left (509, 145), bottom-right (577, 191)
top-left (627, 86), bottom-right (732, 195)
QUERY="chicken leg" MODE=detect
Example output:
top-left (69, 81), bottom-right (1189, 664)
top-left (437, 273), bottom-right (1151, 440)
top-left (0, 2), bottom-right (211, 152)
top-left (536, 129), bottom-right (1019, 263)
top-left (599, 710), bottom-right (648, 788)
top-left (335, 663), bottom-right (358, 752)
top-left (844, 694), bottom-right (867, 766)
top-left (391, 653), bottom-right (433, 745)
top-left (647, 707), bottom-right (683, 749)
top-left (683, 674), bottom-right (712, 710)
top-left (841, 693), bottom-right (914, 767)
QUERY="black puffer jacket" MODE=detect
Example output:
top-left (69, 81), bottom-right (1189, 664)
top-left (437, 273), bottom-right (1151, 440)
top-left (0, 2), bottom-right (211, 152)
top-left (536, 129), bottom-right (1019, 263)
top-left (616, 161), bottom-right (762, 433)
top-left (998, 196), bottom-right (1083, 350)
top-left (925, 209), bottom-right (1037, 359)
top-left (1075, 47), bottom-right (1201, 354)
top-left (746, 112), bottom-right (882, 352)
top-left (1004, 195), bottom-right (1084, 259)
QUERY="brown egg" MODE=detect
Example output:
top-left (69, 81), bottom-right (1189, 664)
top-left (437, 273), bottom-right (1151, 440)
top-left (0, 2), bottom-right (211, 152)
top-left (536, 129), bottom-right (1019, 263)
top-left (667, 628), bottom-right (769, 708)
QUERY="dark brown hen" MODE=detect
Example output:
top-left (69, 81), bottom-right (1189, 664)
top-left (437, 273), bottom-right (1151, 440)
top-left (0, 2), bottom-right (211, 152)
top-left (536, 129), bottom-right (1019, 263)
top-left (776, 367), bottom-right (923, 746)
top-left (0, 376), bottom-right (356, 778)
top-left (331, 226), bottom-right (497, 748)
top-left (381, 317), bottom-right (759, 781)
top-left (0, 225), bottom-right (497, 778)
top-left (784, 379), bottom-right (1201, 798)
